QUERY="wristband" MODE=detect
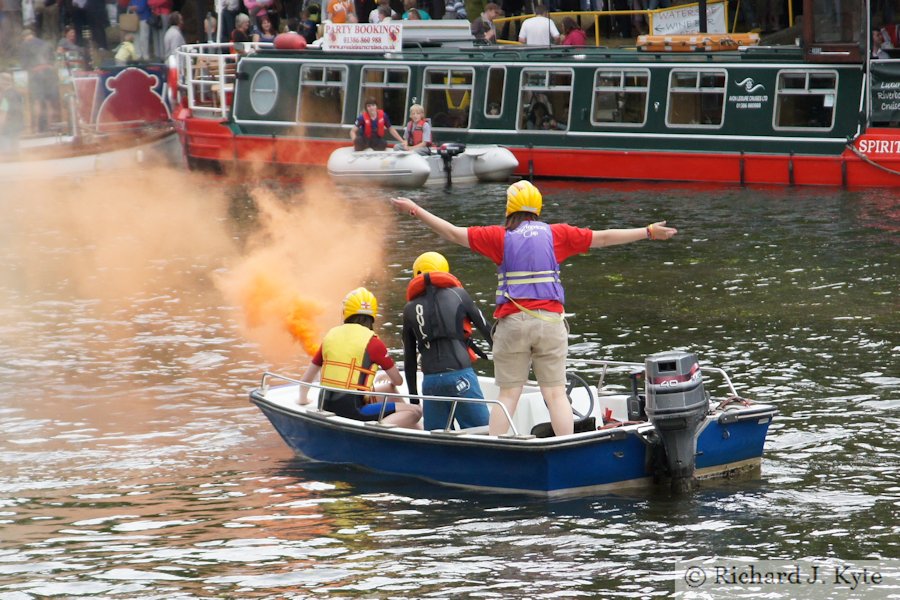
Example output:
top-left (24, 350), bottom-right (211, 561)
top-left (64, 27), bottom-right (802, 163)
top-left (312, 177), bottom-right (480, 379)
top-left (646, 225), bottom-right (653, 240)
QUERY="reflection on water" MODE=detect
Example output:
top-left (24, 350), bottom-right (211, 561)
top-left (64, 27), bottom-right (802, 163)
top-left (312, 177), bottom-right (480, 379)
top-left (0, 173), bottom-right (896, 597)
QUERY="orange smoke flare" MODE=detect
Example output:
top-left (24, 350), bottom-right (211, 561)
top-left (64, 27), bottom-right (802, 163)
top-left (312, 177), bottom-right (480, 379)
top-left (285, 296), bottom-right (323, 357)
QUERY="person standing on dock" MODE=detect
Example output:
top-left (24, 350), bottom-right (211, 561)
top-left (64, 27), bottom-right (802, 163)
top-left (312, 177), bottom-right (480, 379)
top-left (327, 0), bottom-right (357, 23)
top-left (471, 2), bottom-right (501, 43)
top-left (518, 4), bottom-right (559, 45)
top-left (351, 97), bottom-right (406, 151)
top-left (402, 252), bottom-right (493, 431)
top-left (391, 182), bottom-right (677, 437)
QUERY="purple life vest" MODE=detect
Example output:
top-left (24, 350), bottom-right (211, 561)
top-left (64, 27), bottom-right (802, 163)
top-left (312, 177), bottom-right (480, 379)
top-left (496, 221), bottom-right (564, 306)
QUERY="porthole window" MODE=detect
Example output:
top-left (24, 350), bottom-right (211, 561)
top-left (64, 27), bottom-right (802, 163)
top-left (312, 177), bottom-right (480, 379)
top-left (250, 67), bottom-right (278, 115)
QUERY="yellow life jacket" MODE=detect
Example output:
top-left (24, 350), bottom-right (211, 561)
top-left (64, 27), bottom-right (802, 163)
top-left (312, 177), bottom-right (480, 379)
top-left (319, 323), bottom-right (379, 391)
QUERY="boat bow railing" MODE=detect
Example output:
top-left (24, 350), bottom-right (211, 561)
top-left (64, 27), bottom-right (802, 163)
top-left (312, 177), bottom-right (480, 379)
top-left (258, 371), bottom-right (523, 437)
top-left (174, 42), bottom-right (272, 120)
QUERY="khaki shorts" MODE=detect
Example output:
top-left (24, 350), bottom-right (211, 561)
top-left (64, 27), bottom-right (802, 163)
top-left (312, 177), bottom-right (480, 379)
top-left (492, 311), bottom-right (569, 388)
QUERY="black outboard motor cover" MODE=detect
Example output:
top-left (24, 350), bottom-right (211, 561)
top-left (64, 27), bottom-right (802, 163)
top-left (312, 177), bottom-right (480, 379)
top-left (644, 351), bottom-right (708, 488)
top-left (437, 143), bottom-right (466, 186)
top-left (437, 143), bottom-right (466, 159)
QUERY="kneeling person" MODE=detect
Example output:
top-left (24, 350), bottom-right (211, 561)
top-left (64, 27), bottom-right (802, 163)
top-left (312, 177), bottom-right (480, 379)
top-left (299, 287), bottom-right (423, 428)
top-left (402, 252), bottom-right (493, 430)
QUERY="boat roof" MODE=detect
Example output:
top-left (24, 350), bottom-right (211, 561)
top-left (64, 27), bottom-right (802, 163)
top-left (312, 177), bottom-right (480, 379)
top-left (254, 40), bottom-right (807, 64)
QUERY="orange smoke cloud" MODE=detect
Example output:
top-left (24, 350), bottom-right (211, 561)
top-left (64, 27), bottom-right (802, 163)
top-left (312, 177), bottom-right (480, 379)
top-left (216, 176), bottom-right (392, 363)
top-left (0, 161), bottom-right (392, 365)
top-left (236, 271), bottom-right (323, 357)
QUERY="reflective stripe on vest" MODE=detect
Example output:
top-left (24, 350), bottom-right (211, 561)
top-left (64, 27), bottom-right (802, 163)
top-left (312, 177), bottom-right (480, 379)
top-left (495, 221), bottom-right (565, 306)
top-left (319, 323), bottom-right (379, 391)
top-left (362, 110), bottom-right (386, 138)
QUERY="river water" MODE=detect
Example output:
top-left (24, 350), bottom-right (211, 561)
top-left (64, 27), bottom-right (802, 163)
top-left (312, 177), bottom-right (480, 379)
top-left (0, 172), bottom-right (897, 598)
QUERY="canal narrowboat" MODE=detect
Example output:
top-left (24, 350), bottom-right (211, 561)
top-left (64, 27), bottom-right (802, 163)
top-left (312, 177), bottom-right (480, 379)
top-left (172, 0), bottom-right (900, 187)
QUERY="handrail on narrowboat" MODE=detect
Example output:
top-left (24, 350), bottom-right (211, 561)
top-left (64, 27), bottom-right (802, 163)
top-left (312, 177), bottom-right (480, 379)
top-left (174, 42), bottom-right (272, 119)
top-left (257, 371), bottom-right (523, 437)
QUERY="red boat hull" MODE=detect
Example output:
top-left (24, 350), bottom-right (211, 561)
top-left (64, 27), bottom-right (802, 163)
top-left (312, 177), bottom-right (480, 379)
top-left (177, 112), bottom-right (900, 188)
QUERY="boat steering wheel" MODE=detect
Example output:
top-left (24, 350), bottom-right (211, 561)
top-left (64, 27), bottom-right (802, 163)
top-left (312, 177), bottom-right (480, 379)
top-left (566, 372), bottom-right (595, 421)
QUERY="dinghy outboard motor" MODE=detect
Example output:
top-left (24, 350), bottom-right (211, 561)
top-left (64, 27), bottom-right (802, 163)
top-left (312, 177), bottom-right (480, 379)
top-left (437, 143), bottom-right (465, 187)
top-left (644, 351), bottom-right (708, 492)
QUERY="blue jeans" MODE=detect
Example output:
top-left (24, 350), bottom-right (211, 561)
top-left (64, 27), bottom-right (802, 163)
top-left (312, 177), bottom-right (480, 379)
top-left (422, 368), bottom-right (489, 431)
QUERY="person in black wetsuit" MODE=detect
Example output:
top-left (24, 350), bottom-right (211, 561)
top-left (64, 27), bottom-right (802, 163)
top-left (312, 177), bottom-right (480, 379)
top-left (402, 251), bottom-right (493, 431)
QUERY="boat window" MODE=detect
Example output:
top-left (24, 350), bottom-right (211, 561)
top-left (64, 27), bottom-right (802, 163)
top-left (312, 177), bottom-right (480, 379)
top-left (359, 67), bottom-right (410, 128)
top-left (773, 70), bottom-right (838, 131)
top-left (809, 0), bottom-right (864, 45)
top-left (591, 69), bottom-right (649, 126)
top-left (666, 69), bottom-right (726, 128)
top-left (249, 67), bottom-right (278, 116)
top-left (297, 65), bottom-right (347, 124)
top-left (485, 67), bottom-right (505, 119)
top-left (423, 68), bottom-right (474, 129)
top-left (518, 68), bottom-right (573, 132)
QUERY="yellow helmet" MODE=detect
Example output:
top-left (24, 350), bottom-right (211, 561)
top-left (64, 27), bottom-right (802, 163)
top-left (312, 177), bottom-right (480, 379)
top-left (342, 287), bottom-right (378, 321)
top-left (506, 180), bottom-right (542, 216)
top-left (412, 251), bottom-right (450, 276)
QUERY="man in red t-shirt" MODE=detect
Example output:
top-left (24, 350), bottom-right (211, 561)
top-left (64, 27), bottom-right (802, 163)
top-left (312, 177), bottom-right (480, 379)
top-left (391, 182), bottom-right (677, 437)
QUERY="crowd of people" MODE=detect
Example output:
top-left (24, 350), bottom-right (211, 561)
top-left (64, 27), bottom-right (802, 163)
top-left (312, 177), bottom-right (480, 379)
top-left (0, 0), bottom-right (829, 74)
top-left (298, 182), bottom-right (677, 437)
top-left (0, 0), bottom-right (682, 70)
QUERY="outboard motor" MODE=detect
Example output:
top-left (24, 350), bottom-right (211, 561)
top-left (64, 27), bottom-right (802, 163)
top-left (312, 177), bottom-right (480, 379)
top-left (644, 351), bottom-right (708, 492)
top-left (437, 143), bottom-right (465, 187)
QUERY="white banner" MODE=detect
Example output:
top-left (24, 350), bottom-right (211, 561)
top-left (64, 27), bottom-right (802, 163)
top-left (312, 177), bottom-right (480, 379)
top-left (322, 23), bottom-right (403, 52)
top-left (651, 2), bottom-right (727, 35)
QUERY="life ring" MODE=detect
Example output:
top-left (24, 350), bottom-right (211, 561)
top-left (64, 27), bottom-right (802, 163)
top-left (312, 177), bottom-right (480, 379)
top-left (166, 54), bottom-right (179, 107)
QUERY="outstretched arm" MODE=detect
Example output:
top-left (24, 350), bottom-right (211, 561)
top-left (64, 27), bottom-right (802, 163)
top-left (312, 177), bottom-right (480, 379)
top-left (590, 221), bottom-right (677, 248)
top-left (391, 197), bottom-right (470, 248)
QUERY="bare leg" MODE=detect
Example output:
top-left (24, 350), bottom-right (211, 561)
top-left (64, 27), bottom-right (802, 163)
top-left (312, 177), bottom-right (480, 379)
top-left (371, 379), bottom-right (423, 429)
top-left (489, 385), bottom-right (523, 436)
top-left (541, 384), bottom-right (573, 437)
top-left (385, 403), bottom-right (423, 429)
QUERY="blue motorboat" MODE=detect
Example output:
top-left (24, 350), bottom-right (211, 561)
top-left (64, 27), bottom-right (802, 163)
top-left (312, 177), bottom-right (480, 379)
top-left (249, 351), bottom-right (777, 497)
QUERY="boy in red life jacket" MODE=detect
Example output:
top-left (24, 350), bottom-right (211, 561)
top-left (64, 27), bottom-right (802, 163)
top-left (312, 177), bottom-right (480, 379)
top-left (351, 97), bottom-right (406, 151)
top-left (402, 252), bottom-right (493, 431)
top-left (391, 184), bottom-right (677, 438)
top-left (402, 103), bottom-right (432, 153)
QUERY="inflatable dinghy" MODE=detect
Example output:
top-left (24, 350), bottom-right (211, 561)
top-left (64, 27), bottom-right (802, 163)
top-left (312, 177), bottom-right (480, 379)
top-left (327, 143), bottom-right (519, 187)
